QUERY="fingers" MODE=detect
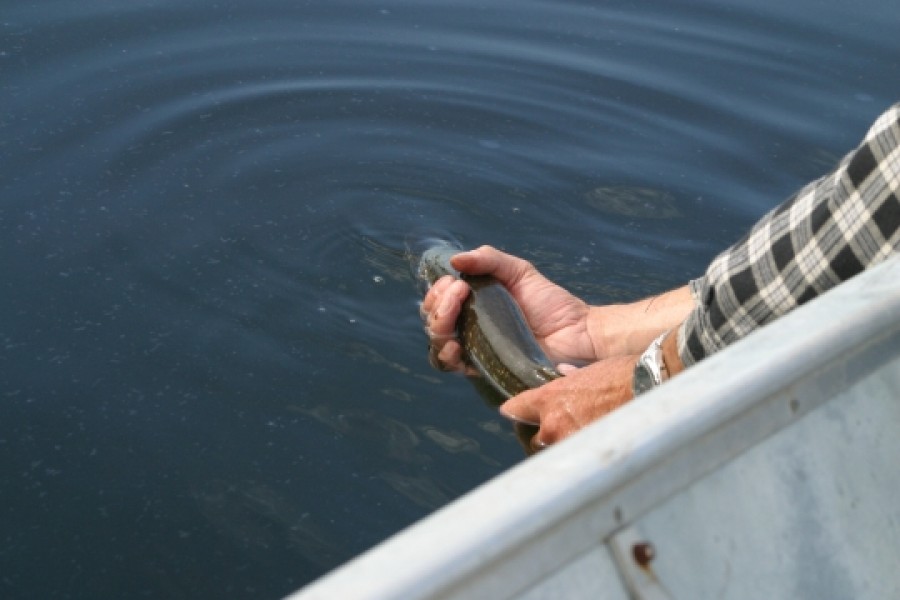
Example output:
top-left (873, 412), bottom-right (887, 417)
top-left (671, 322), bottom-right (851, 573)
top-left (530, 434), bottom-right (549, 454)
top-left (510, 422), bottom-right (543, 456)
top-left (497, 358), bottom-right (636, 449)
top-left (420, 275), bottom-right (454, 317)
top-left (498, 389), bottom-right (541, 426)
top-left (428, 339), bottom-right (465, 372)
top-left (509, 403), bottom-right (576, 447)
top-left (450, 245), bottom-right (535, 287)
top-left (424, 278), bottom-right (468, 337)
top-left (502, 401), bottom-right (572, 446)
top-left (505, 396), bottom-right (567, 451)
top-left (421, 276), bottom-right (470, 372)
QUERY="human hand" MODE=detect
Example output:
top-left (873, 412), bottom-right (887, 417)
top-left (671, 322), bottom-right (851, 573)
top-left (499, 355), bottom-right (637, 451)
top-left (420, 245), bottom-right (598, 373)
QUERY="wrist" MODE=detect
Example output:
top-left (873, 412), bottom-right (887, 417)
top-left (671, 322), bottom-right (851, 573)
top-left (588, 285), bottom-right (695, 359)
top-left (586, 305), bottom-right (612, 359)
top-left (588, 303), bottom-right (655, 359)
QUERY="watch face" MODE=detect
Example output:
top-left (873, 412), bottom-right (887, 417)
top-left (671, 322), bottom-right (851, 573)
top-left (633, 362), bottom-right (654, 395)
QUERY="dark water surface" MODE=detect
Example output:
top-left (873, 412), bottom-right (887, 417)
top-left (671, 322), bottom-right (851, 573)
top-left (2, 0), bottom-right (897, 597)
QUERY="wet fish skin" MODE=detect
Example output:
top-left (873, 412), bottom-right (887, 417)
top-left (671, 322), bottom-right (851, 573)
top-left (418, 243), bottom-right (562, 398)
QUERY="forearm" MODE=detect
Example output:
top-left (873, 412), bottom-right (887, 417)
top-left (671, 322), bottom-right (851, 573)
top-left (679, 103), bottom-right (899, 368)
top-left (587, 284), bottom-right (696, 358)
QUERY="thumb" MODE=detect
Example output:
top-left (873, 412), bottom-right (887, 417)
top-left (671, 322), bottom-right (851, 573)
top-left (450, 245), bottom-right (532, 285)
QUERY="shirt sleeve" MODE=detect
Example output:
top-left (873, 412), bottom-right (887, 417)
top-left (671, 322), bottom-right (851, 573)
top-left (678, 102), bottom-right (900, 367)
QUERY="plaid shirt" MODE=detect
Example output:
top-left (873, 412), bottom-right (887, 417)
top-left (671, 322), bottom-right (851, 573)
top-left (679, 103), bottom-right (900, 367)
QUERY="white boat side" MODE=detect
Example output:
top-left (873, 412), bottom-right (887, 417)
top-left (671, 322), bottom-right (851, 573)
top-left (288, 254), bottom-right (900, 600)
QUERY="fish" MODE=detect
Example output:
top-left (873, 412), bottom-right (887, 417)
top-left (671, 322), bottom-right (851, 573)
top-left (417, 242), bottom-right (562, 399)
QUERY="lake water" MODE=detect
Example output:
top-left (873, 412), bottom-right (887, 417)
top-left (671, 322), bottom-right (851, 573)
top-left (1, 0), bottom-right (897, 597)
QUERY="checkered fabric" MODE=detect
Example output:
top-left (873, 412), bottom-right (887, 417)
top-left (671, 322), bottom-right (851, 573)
top-left (679, 103), bottom-right (900, 367)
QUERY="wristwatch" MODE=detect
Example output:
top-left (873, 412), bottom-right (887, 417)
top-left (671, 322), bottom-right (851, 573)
top-left (632, 331), bottom-right (670, 396)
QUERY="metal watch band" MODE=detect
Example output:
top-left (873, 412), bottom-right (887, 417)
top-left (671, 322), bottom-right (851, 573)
top-left (631, 331), bottom-right (670, 396)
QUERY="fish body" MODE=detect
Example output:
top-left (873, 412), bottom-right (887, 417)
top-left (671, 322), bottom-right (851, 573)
top-left (418, 243), bottom-right (561, 398)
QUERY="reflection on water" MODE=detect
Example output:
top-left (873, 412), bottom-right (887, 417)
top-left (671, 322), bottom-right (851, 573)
top-left (290, 404), bottom-right (427, 465)
top-left (421, 426), bottom-right (480, 454)
top-left (420, 425), bottom-right (501, 467)
top-left (192, 479), bottom-right (338, 567)
top-left (584, 186), bottom-right (682, 219)
top-left (378, 472), bottom-right (452, 510)
top-left (340, 341), bottom-right (414, 377)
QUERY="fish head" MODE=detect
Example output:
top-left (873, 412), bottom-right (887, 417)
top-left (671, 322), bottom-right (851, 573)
top-left (415, 240), bottom-right (462, 288)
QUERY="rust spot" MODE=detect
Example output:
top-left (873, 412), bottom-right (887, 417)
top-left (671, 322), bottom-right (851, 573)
top-left (632, 542), bottom-right (655, 567)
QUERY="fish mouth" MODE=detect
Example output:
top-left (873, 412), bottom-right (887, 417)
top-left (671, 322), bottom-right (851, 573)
top-left (408, 237), bottom-right (463, 291)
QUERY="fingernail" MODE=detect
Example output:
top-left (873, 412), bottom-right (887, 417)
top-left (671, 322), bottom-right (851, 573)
top-left (557, 363), bottom-right (579, 375)
top-left (449, 251), bottom-right (471, 267)
top-left (498, 406), bottom-right (539, 427)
